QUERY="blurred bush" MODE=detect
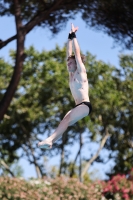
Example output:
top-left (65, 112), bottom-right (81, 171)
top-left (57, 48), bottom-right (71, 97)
top-left (102, 168), bottom-right (133, 200)
top-left (0, 175), bottom-right (103, 200)
top-left (0, 171), bottom-right (133, 200)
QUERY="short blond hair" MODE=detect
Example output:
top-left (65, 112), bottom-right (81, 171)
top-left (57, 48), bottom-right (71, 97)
top-left (67, 54), bottom-right (86, 64)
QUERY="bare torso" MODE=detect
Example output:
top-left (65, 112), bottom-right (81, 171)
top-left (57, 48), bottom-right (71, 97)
top-left (69, 69), bottom-right (90, 105)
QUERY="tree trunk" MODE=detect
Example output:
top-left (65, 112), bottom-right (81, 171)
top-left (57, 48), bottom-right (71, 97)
top-left (0, 0), bottom-right (25, 120)
top-left (29, 142), bottom-right (42, 178)
top-left (59, 142), bottom-right (64, 176)
top-left (79, 132), bottom-right (83, 182)
top-left (70, 133), bottom-right (83, 178)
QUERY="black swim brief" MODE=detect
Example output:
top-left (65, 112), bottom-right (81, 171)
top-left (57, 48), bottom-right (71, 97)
top-left (74, 101), bottom-right (92, 115)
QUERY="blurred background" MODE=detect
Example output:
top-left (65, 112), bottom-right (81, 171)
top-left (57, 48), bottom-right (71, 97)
top-left (0, 1), bottom-right (133, 183)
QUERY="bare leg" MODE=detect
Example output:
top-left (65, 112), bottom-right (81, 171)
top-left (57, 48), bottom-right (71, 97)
top-left (38, 104), bottom-right (89, 149)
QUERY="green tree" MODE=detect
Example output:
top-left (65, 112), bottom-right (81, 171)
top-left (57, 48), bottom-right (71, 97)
top-left (106, 54), bottom-right (133, 177)
top-left (84, 52), bottom-right (133, 178)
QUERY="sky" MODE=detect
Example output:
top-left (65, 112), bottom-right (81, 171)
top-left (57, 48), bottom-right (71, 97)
top-left (0, 13), bottom-right (131, 180)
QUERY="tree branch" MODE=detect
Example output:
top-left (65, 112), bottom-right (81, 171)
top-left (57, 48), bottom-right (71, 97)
top-left (0, 35), bottom-right (17, 49)
top-left (19, 122), bottom-right (43, 178)
top-left (59, 142), bottom-right (64, 176)
top-left (0, 159), bottom-right (15, 177)
top-left (81, 128), bottom-right (110, 179)
top-left (28, 140), bottom-right (42, 178)
top-left (24, 0), bottom-right (63, 34)
top-left (0, 0), bottom-right (63, 49)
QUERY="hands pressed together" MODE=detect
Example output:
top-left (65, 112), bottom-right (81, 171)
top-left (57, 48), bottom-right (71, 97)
top-left (70, 23), bottom-right (79, 34)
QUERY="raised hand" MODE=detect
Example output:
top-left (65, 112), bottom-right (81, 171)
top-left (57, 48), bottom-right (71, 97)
top-left (71, 23), bottom-right (79, 33)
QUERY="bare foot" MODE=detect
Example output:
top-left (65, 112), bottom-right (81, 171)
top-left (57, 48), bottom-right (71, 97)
top-left (38, 139), bottom-right (52, 149)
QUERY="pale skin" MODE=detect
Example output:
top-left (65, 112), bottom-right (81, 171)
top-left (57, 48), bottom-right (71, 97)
top-left (38, 23), bottom-right (90, 149)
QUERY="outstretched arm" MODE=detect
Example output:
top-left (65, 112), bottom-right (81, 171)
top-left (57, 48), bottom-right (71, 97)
top-left (67, 32), bottom-right (72, 59)
top-left (71, 23), bottom-right (86, 72)
top-left (66, 24), bottom-right (79, 59)
top-left (72, 37), bottom-right (81, 59)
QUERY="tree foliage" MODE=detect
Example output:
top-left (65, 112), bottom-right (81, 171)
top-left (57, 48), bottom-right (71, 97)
top-left (82, 0), bottom-right (133, 49)
top-left (1, 0), bottom-right (133, 49)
